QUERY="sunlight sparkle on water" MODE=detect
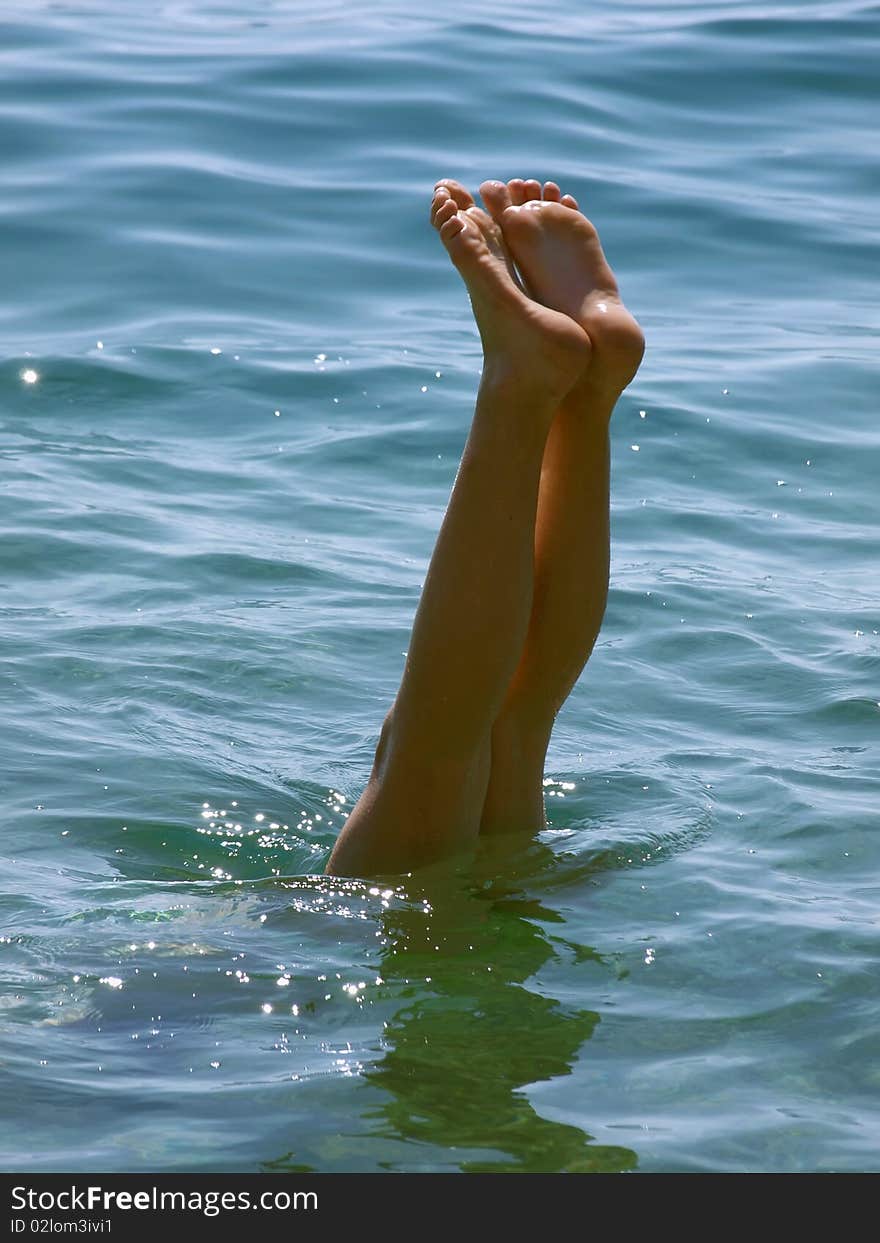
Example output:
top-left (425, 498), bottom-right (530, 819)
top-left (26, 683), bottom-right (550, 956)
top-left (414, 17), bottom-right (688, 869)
top-left (21, 369), bottom-right (39, 384)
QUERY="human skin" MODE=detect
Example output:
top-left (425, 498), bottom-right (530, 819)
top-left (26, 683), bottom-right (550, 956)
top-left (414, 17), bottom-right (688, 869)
top-left (325, 177), bottom-right (643, 877)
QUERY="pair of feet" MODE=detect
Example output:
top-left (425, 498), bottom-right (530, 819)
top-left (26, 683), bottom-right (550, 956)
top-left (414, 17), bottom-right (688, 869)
top-left (430, 177), bottom-right (644, 406)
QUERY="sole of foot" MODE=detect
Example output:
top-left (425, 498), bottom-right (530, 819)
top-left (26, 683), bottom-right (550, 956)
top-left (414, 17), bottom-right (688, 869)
top-left (479, 178), bottom-right (645, 402)
top-left (431, 180), bottom-right (591, 401)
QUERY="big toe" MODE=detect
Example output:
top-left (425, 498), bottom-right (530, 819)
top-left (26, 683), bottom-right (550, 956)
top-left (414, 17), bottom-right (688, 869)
top-left (479, 179), bottom-right (511, 221)
top-left (434, 178), bottom-right (475, 210)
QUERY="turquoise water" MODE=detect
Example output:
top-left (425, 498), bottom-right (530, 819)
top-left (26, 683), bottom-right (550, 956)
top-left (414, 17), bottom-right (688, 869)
top-left (2, 0), bottom-right (878, 1173)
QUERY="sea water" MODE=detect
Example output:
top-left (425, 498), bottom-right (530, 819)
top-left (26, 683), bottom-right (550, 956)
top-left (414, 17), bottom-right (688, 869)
top-left (1, 0), bottom-right (878, 1172)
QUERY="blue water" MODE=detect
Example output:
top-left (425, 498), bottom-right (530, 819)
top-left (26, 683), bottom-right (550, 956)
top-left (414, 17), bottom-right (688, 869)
top-left (2, 0), bottom-right (878, 1173)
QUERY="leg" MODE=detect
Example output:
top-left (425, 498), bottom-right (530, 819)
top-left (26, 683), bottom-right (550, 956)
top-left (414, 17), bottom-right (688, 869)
top-left (477, 180), bottom-right (645, 833)
top-left (325, 186), bottom-right (591, 877)
top-left (480, 391), bottom-right (612, 832)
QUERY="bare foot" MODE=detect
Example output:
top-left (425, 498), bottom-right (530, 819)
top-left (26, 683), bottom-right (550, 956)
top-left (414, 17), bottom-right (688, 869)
top-left (479, 179), bottom-right (645, 406)
top-left (431, 179), bottom-right (591, 399)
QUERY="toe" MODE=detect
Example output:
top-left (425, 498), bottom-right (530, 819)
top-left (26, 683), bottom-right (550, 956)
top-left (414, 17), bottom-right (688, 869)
top-left (560, 193), bottom-right (580, 211)
top-left (431, 186), bottom-right (451, 224)
top-left (479, 179), bottom-right (512, 221)
top-left (434, 178), bottom-right (475, 210)
top-left (522, 179), bottom-right (541, 202)
top-left (432, 194), bottom-right (459, 229)
top-left (438, 213), bottom-right (468, 256)
top-left (542, 181), bottom-right (562, 202)
top-left (508, 178), bottom-right (526, 205)
top-left (439, 213), bottom-right (466, 241)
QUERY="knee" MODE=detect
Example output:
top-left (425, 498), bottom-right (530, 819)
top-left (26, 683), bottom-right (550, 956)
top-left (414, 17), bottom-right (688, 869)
top-left (372, 703), bottom-right (491, 795)
top-left (373, 709), bottom-right (396, 774)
